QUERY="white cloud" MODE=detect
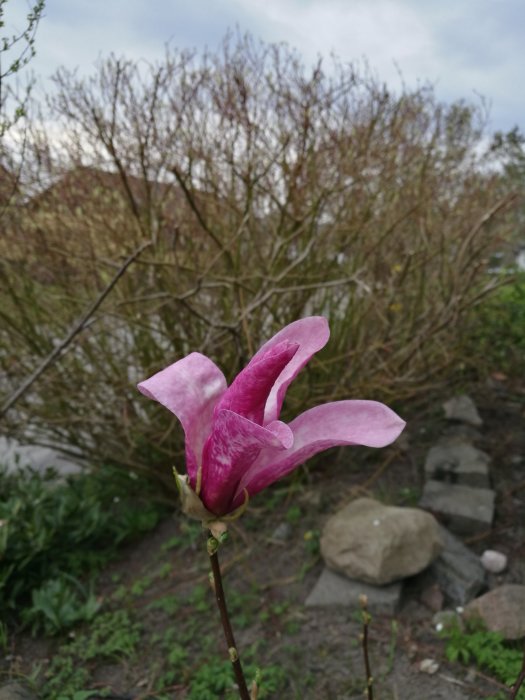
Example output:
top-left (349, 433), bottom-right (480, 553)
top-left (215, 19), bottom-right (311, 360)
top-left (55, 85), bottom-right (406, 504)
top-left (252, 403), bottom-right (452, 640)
top-left (3, 0), bottom-right (524, 133)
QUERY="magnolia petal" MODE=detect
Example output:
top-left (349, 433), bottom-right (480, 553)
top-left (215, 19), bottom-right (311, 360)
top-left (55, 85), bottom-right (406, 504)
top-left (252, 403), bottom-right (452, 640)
top-left (252, 316), bottom-right (330, 424)
top-left (233, 400), bottom-right (406, 506)
top-left (200, 409), bottom-right (293, 516)
top-left (215, 341), bottom-right (299, 424)
top-left (138, 352), bottom-right (227, 485)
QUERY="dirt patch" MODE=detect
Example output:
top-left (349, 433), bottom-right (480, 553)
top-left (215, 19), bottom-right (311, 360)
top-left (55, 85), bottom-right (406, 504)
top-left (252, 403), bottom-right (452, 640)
top-left (3, 380), bottom-right (524, 698)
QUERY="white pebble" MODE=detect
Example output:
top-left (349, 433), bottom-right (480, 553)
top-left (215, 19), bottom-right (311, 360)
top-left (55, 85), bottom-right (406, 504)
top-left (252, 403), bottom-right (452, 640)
top-left (481, 549), bottom-right (508, 574)
top-left (419, 658), bottom-right (440, 674)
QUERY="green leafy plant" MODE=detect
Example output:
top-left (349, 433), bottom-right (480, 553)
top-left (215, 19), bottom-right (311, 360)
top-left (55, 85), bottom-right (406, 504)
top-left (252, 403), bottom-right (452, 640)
top-left (466, 272), bottom-right (525, 377)
top-left (442, 619), bottom-right (525, 698)
top-left (0, 463), bottom-right (167, 622)
top-left (23, 575), bottom-right (100, 635)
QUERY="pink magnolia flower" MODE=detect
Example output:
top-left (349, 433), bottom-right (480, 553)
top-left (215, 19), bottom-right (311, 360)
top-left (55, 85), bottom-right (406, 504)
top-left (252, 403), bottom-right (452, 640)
top-left (138, 317), bottom-right (405, 519)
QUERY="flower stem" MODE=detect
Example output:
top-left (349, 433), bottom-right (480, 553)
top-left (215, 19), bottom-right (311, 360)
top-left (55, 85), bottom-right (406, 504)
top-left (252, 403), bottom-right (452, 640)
top-left (359, 594), bottom-right (374, 700)
top-left (207, 534), bottom-right (250, 700)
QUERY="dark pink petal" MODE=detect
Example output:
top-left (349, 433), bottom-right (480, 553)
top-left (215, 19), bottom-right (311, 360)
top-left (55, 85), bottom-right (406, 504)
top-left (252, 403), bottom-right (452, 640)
top-left (215, 341), bottom-right (299, 424)
top-left (137, 352), bottom-right (227, 485)
top-left (200, 410), bottom-right (293, 516)
top-left (251, 317), bottom-right (330, 424)
top-left (232, 400), bottom-right (406, 506)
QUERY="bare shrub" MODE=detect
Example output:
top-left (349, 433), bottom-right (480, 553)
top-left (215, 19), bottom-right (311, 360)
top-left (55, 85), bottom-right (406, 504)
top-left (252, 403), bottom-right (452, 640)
top-left (0, 35), bottom-right (517, 482)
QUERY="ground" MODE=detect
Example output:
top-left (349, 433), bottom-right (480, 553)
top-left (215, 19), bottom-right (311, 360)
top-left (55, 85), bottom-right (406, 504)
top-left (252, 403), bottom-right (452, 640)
top-left (3, 377), bottom-right (525, 699)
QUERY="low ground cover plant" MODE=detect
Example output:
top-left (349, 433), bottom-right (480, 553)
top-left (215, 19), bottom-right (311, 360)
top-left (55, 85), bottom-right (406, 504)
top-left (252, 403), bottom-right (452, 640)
top-left (0, 463), bottom-right (167, 631)
top-left (443, 619), bottom-right (525, 700)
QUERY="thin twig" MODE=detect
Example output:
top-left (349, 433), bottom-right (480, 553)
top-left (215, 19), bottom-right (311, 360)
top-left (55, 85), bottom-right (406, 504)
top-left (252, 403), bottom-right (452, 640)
top-left (0, 240), bottom-right (152, 419)
top-left (509, 640), bottom-right (525, 700)
top-left (207, 534), bottom-right (251, 700)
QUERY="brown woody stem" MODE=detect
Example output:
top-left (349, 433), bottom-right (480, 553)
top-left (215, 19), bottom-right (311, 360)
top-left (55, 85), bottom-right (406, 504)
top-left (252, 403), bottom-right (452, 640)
top-left (359, 594), bottom-right (374, 700)
top-left (207, 534), bottom-right (250, 700)
top-left (509, 640), bottom-right (525, 700)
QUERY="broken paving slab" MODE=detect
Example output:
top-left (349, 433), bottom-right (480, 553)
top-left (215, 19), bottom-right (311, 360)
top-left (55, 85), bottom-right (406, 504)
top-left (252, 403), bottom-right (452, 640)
top-left (428, 526), bottom-right (486, 606)
top-left (424, 442), bottom-right (491, 488)
top-left (419, 481), bottom-right (495, 536)
top-left (442, 395), bottom-right (482, 427)
top-left (305, 567), bottom-right (402, 615)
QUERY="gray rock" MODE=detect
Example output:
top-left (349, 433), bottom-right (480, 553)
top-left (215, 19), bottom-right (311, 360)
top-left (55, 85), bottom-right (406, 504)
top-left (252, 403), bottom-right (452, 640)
top-left (465, 585), bottom-right (525, 640)
top-left (321, 498), bottom-right (443, 585)
top-left (424, 443), bottom-right (491, 488)
top-left (443, 395), bottom-right (482, 427)
top-left (0, 684), bottom-right (38, 700)
top-left (428, 526), bottom-right (486, 605)
top-left (305, 567), bottom-right (402, 615)
top-left (420, 481), bottom-right (495, 535)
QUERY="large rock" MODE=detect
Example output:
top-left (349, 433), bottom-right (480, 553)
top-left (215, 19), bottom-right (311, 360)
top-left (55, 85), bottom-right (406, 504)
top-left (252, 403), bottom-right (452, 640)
top-left (321, 498), bottom-right (443, 585)
top-left (419, 481), bottom-right (495, 535)
top-left (443, 395), bottom-right (482, 427)
top-left (305, 567), bottom-right (402, 615)
top-left (465, 585), bottom-right (525, 640)
top-left (424, 443), bottom-right (491, 488)
top-left (428, 526), bottom-right (486, 605)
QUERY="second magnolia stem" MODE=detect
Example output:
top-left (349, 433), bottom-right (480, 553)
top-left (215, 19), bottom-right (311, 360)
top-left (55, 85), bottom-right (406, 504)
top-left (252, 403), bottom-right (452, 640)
top-left (208, 535), bottom-right (251, 700)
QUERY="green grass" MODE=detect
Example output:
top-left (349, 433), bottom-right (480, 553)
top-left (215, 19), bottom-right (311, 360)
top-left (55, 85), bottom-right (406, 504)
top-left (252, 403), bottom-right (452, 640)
top-left (39, 610), bottom-right (142, 699)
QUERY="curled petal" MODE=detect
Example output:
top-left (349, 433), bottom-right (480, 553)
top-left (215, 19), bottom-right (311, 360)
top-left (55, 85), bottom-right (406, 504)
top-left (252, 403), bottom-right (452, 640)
top-left (233, 400), bottom-right (406, 506)
top-left (138, 352), bottom-right (227, 486)
top-left (215, 340), bottom-right (299, 424)
top-left (200, 409), bottom-right (293, 516)
top-left (251, 317), bottom-right (330, 424)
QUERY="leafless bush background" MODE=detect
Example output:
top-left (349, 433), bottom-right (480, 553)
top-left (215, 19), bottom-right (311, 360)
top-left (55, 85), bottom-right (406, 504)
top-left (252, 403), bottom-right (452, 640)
top-left (0, 35), bottom-right (518, 484)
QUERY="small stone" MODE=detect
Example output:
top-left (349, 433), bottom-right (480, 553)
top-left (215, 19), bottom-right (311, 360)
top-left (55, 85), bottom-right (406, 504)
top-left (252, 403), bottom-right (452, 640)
top-left (464, 668), bottom-right (477, 684)
top-left (424, 442), bottom-right (491, 488)
top-left (443, 395), bottom-right (483, 426)
top-left (481, 550), bottom-right (508, 574)
top-left (321, 498), bottom-right (443, 585)
top-left (419, 658), bottom-right (440, 674)
top-left (270, 522), bottom-right (292, 543)
top-left (419, 481), bottom-right (495, 536)
top-left (465, 585), bottom-right (525, 640)
top-left (305, 567), bottom-right (402, 615)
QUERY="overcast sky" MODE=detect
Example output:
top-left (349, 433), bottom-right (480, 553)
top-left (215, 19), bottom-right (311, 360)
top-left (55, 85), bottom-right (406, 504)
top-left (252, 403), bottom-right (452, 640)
top-left (5, 0), bottom-right (525, 134)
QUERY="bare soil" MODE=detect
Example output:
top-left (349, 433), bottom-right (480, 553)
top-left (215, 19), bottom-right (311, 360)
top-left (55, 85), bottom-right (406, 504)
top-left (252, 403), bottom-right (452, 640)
top-left (3, 377), bottom-right (525, 699)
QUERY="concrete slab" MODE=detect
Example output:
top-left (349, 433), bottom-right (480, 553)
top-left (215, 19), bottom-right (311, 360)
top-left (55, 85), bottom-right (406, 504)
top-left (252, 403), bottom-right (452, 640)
top-left (305, 567), bottom-right (402, 615)
top-left (0, 436), bottom-right (81, 475)
top-left (424, 443), bottom-right (491, 488)
top-left (428, 526), bottom-right (486, 605)
top-left (419, 481), bottom-right (495, 536)
top-left (443, 395), bottom-right (482, 426)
